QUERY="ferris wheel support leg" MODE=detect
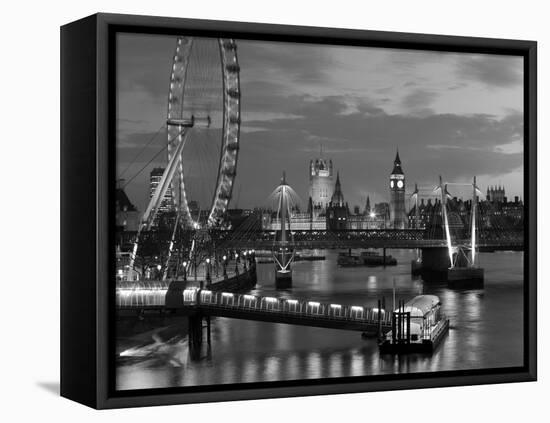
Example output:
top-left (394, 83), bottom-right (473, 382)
top-left (128, 130), bottom-right (189, 270)
top-left (143, 130), bottom-right (189, 229)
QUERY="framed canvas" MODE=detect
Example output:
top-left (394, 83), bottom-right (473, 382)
top-left (60, 13), bottom-right (537, 409)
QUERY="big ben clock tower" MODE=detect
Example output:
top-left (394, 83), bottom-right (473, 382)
top-left (389, 150), bottom-right (407, 229)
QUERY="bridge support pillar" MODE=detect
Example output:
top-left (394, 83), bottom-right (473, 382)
top-left (421, 247), bottom-right (451, 272)
top-left (377, 299), bottom-right (382, 339)
top-left (188, 314), bottom-right (204, 360)
top-left (418, 247), bottom-right (451, 281)
top-left (206, 316), bottom-right (211, 345)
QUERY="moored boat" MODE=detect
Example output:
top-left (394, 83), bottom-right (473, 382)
top-left (361, 251), bottom-right (397, 266)
top-left (337, 252), bottom-right (362, 266)
top-left (337, 250), bottom-right (397, 267)
top-left (379, 294), bottom-right (450, 354)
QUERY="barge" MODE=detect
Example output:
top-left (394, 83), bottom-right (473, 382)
top-left (379, 295), bottom-right (449, 354)
top-left (338, 250), bottom-right (397, 267)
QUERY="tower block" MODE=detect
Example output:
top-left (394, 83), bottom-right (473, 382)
top-left (389, 150), bottom-right (407, 229)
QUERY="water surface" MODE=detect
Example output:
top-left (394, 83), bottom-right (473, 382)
top-left (116, 249), bottom-right (524, 390)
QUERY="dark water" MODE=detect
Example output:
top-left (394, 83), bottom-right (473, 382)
top-left (116, 250), bottom-right (524, 390)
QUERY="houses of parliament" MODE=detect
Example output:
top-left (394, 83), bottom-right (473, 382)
top-left (262, 151), bottom-right (407, 231)
top-left (260, 149), bottom-right (523, 232)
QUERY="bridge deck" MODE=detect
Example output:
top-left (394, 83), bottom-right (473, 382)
top-left (116, 284), bottom-right (393, 333)
top-left (180, 289), bottom-right (393, 333)
top-left (224, 238), bottom-right (524, 250)
top-left (117, 228), bottom-right (524, 251)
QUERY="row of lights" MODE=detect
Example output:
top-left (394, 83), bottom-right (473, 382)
top-left (216, 293), bottom-right (384, 313)
top-left (193, 290), bottom-right (385, 314)
top-left (335, 212), bottom-right (376, 221)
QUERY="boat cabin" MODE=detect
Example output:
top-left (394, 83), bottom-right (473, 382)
top-left (398, 295), bottom-right (442, 340)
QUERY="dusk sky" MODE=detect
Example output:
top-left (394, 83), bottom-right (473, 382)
top-left (116, 33), bottom-right (524, 214)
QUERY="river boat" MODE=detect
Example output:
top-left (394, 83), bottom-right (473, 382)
top-left (337, 251), bottom-right (397, 267)
top-left (337, 252), bottom-right (362, 266)
top-left (379, 295), bottom-right (450, 354)
top-left (361, 251), bottom-right (397, 266)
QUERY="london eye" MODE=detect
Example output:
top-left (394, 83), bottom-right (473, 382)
top-left (167, 36), bottom-right (241, 229)
top-left (128, 36), bottom-right (241, 271)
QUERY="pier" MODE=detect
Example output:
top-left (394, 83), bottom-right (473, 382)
top-left (176, 289), bottom-right (392, 334)
top-left (116, 262), bottom-right (391, 336)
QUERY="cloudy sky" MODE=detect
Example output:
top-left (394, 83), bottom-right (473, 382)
top-left (116, 33), bottom-right (524, 213)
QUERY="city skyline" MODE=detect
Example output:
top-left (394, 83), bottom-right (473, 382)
top-left (123, 152), bottom-right (522, 218)
top-left (116, 34), bottom-right (524, 214)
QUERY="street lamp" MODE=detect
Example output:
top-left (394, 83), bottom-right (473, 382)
top-left (234, 253), bottom-right (239, 274)
top-left (206, 258), bottom-right (211, 283)
top-left (222, 255), bottom-right (227, 278)
top-left (243, 251), bottom-right (248, 269)
top-left (182, 261), bottom-right (187, 282)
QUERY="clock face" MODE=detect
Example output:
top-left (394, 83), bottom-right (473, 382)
top-left (397, 180), bottom-right (404, 189)
top-left (390, 180), bottom-right (394, 188)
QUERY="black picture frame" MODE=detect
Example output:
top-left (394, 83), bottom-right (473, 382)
top-left (60, 12), bottom-right (537, 409)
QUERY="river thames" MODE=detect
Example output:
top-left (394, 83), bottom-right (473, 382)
top-left (116, 249), bottom-right (524, 390)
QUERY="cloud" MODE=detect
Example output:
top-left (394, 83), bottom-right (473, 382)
top-left (117, 33), bottom-right (174, 98)
top-left (233, 94), bottom-right (523, 208)
top-left (115, 35), bottom-right (525, 212)
top-left (402, 89), bottom-right (437, 110)
top-left (401, 89), bottom-right (438, 116)
top-left (239, 41), bottom-right (335, 85)
top-left (457, 55), bottom-right (523, 88)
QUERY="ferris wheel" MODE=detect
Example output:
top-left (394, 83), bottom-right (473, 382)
top-left (167, 37), bottom-right (241, 229)
top-left (128, 37), bottom-right (240, 271)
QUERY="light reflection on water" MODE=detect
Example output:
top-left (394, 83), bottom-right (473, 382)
top-left (116, 250), bottom-right (524, 390)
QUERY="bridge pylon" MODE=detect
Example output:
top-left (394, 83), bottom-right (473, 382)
top-left (411, 176), bottom-right (484, 286)
top-left (272, 172), bottom-right (295, 288)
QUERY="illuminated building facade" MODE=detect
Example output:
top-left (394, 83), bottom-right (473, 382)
top-left (309, 155), bottom-right (334, 213)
